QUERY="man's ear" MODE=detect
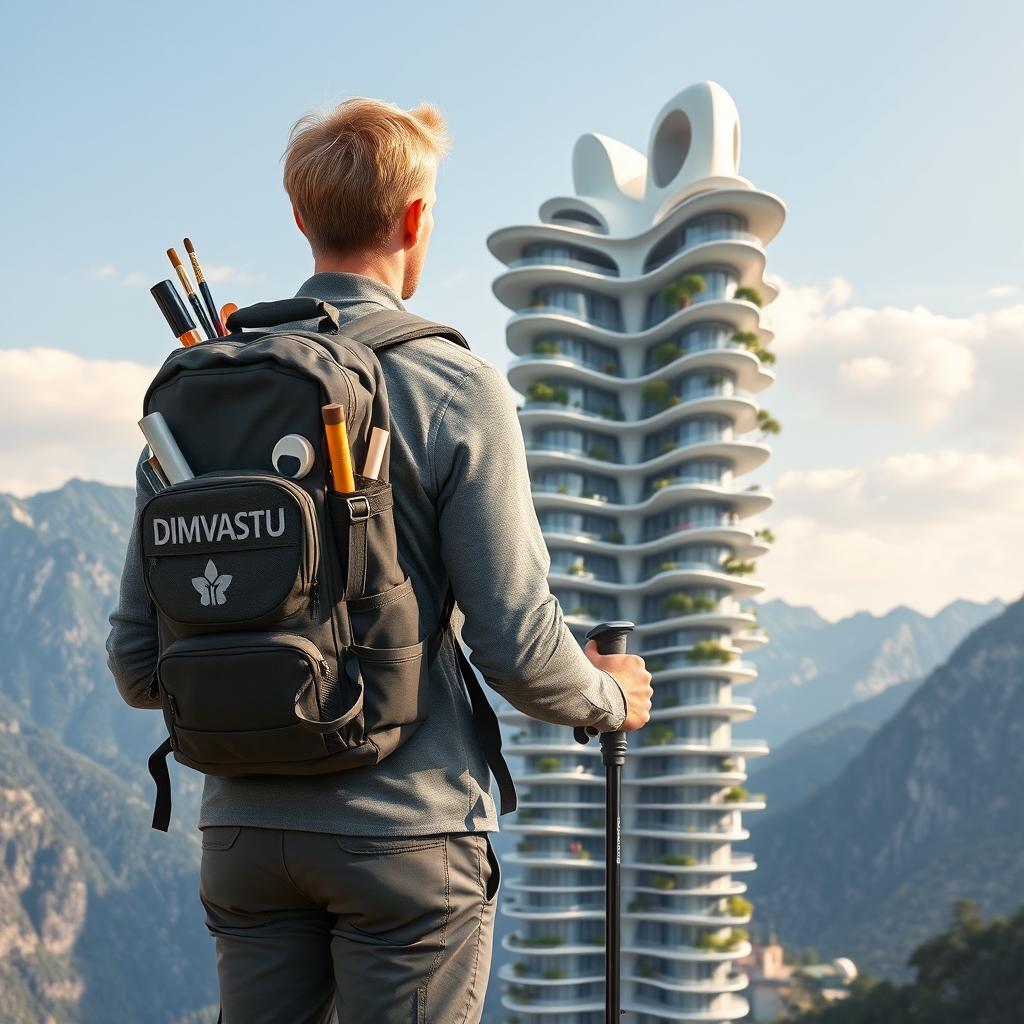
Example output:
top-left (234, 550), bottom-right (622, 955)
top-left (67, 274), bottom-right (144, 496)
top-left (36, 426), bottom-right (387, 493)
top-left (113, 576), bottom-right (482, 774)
top-left (292, 207), bottom-right (306, 237)
top-left (403, 197), bottom-right (426, 248)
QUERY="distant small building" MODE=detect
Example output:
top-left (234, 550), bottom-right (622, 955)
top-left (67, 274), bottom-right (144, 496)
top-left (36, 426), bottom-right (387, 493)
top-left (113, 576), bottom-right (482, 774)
top-left (736, 941), bottom-right (857, 1021)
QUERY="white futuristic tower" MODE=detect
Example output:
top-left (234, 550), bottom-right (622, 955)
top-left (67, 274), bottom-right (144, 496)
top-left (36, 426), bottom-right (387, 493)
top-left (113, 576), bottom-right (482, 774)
top-left (487, 82), bottom-right (785, 1024)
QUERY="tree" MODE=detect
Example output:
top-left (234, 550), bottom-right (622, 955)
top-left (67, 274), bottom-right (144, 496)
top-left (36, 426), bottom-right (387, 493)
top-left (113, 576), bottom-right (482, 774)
top-left (786, 899), bottom-right (1024, 1023)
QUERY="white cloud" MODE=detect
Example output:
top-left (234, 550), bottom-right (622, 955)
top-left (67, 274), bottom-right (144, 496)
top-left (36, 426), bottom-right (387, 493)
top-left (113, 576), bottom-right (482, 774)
top-left (201, 264), bottom-right (257, 286)
top-left (766, 275), bottom-right (1023, 431)
top-left (986, 284), bottom-right (1018, 298)
top-left (93, 265), bottom-right (118, 280)
top-left (0, 349), bottom-right (155, 497)
top-left (121, 272), bottom-right (149, 288)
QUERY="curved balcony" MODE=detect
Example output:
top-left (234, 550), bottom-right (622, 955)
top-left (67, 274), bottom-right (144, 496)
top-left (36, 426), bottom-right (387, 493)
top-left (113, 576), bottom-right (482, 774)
top-left (493, 241), bottom-right (774, 312)
top-left (487, 186), bottom-right (786, 265)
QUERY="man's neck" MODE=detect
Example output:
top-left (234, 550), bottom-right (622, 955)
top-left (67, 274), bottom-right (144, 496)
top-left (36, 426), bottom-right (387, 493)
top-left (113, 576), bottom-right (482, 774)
top-left (313, 253), bottom-right (403, 298)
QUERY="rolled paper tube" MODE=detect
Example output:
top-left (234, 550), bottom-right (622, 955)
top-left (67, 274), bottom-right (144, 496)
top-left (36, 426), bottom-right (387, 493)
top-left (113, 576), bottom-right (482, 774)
top-left (360, 427), bottom-right (389, 480)
top-left (322, 404), bottom-right (356, 493)
top-left (138, 412), bottom-right (194, 484)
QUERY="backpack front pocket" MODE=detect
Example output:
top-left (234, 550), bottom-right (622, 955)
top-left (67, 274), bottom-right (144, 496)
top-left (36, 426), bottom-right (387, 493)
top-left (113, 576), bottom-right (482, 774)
top-left (142, 473), bottom-right (320, 630)
top-left (157, 631), bottom-right (364, 771)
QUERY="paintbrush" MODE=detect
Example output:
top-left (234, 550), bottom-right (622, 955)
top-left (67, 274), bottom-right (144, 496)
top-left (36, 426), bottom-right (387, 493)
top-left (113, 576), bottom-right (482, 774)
top-left (183, 237), bottom-right (226, 337)
top-left (166, 247), bottom-right (214, 339)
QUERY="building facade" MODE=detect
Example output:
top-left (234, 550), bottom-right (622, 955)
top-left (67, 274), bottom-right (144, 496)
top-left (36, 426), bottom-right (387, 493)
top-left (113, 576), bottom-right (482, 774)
top-left (487, 82), bottom-right (786, 1023)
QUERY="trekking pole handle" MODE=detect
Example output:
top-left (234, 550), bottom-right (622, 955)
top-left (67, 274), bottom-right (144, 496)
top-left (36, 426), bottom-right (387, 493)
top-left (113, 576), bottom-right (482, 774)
top-left (574, 620), bottom-right (636, 747)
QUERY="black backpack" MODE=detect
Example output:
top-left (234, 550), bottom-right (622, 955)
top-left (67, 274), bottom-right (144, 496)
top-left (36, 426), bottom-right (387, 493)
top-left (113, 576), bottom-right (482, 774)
top-left (141, 297), bottom-right (517, 830)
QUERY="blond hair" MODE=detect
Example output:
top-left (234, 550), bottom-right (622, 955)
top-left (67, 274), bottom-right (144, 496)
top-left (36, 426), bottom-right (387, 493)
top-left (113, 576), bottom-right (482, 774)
top-left (283, 97), bottom-right (450, 257)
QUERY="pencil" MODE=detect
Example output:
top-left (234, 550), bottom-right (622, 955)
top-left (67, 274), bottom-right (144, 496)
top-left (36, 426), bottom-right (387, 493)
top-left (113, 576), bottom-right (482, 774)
top-left (166, 247), bottom-right (214, 339)
top-left (183, 237), bottom-right (226, 337)
top-left (322, 404), bottom-right (356, 493)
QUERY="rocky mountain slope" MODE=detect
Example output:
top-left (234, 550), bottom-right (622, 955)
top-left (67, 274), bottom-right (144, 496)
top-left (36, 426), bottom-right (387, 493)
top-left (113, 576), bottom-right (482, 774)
top-left (747, 595), bottom-right (1024, 977)
top-left (0, 692), bottom-right (215, 1022)
top-left (748, 676), bottom-right (922, 819)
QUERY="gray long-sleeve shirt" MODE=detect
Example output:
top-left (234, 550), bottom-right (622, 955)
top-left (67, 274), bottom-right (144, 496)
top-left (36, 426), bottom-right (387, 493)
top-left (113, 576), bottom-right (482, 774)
top-left (105, 271), bottom-right (627, 835)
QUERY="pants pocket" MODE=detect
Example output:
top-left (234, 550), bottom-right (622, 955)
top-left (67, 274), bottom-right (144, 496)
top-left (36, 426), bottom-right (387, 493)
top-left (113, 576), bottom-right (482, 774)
top-left (483, 833), bottom-right (501, 904)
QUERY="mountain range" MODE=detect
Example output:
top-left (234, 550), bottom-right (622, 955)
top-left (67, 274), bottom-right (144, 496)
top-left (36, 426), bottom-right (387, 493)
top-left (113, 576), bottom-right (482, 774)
top-left (747, 594), bottom-right (1024, 977)
top-left (744, 597), bottom-right (1004, 747)
top-left (0, 477), bottom-right (1014, 1018)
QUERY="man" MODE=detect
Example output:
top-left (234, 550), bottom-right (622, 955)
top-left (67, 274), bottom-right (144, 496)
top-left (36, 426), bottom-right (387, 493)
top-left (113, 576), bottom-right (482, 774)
top-left (107, 96), bottom-right (653, 1024)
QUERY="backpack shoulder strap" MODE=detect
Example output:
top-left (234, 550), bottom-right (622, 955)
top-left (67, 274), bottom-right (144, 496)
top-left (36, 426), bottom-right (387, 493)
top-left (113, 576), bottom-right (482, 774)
top-left (339, 308), bottom-right (471, 353)
top-left (434, 583), bottom-right (518, 816)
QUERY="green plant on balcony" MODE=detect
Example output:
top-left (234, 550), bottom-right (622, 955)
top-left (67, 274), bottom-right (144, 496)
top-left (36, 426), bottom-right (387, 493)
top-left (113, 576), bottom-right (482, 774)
top-left (517, 808), bottom-right (537, 821)
top-left (567, 559), bottom-right (588, 576)
top-left (512, 729), bottom-right (527, 742)
top-left (586, 816), bottom-right (604, 828)
top-left (586, 445), bottom-right (612, 461)
top-left (636, 963), bottom-right (657, 978)
top-left (693, 595), bottom-right (717, 612)
top-left (663, 591), bottom-right (696, 615)
top-left (756, 408), bottom-right (782, 435)
top-left (726, 896), bottom-right (753, 918)
top-left (731, 329), bottom-right (775, 363)
top-left (526, 381), bottom-right (569, 405)
top-left (641, 379), bottom-right (679, 412)
top-left (697, 928), bottom-right (748, 952)
top-left (754, 527), bottom-right (775, 544)
top-left (721, 559), bottom-right (756, 576)
top-left (651, 477), bottom-right (673, 492)
top-left (744, 483), bottom-right (761, 492)
top-left (600, 405), bottom-right (624, 420)
top-left (659, 440), bottom-right (677, 456)
top-left (720, 758), bottom-right (737, 772)
top-left (685, 640), bottom-right (734, 664)
top-left (512, 961), bottom-right (528, 976)
top-left (733, 286), bottom-right (763, 307)
top-left (606, 529), bottom-right (625, 543)
top-left (531, 338), bottom-right (560, 356)
top-left (723, 786), bottom-right (748, 803)
top-left (602, 360), bottom-right (619, 375)
top-left (541, 967), bottom-right (567, 980)
top-left (536, 756), bottom-right (561, 773)
top-left (658, 853), bottom-right (696, 866)
top-left (706, 372), bottom-right (725, 387)
top-left (627, 898), bottom-right (650, 912)
top-left (515, 839), bottom-right (535, 853)
top-left (556, 483), bottom-right (570, 494)
top-left (642, 724), bottom-right (676, 747)
top-left (652, 874), bottom-right (677, 890)
top-left (587, 932), bottom-right (605, 946)
top-left (651, 340), bottom-right (683, 368)
top-left (516, 933), bottom-right (564, 948)
top-left (506, 984), bottom-right (532, 1003)
top-left (661, 273), bottom-right (707, 310)
top-left (646, 657), bottom-right (666, 672)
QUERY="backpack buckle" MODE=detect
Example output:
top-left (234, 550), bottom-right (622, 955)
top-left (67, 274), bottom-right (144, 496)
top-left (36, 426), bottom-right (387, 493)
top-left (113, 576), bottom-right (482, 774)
top-left (347, 495), bottom-right (371, 522)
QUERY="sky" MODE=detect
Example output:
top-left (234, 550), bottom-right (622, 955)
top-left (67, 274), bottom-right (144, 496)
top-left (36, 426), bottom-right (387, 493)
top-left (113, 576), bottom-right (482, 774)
top-left (1, 0), bottom-right (1022, 620)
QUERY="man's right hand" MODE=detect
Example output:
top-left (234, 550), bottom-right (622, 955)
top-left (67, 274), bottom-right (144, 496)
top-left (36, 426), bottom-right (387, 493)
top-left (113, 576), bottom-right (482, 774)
top-left (584, 639), bottom-right (653, 732)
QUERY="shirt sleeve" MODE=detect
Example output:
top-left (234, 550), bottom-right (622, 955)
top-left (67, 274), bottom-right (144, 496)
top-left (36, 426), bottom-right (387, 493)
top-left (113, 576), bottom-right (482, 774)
top-left (431, 360), bottom-right (627, 731)
top-left (105, 448), bottom-right (161, 710)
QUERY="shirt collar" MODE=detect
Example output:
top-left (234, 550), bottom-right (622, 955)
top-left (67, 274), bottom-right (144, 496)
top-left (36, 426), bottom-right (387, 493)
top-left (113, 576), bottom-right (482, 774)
top-left (294, 271), bottom-right (407, 312)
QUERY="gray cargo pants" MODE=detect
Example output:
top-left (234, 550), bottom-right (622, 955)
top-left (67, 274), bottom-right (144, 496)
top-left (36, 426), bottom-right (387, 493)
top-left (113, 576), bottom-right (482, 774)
top-left (199, 826), bottom-right (501, 1023)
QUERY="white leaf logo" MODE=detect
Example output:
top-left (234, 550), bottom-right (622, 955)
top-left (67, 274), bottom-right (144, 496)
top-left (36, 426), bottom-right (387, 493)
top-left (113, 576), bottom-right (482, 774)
top-left (191, 559), bottom-right (233, 606)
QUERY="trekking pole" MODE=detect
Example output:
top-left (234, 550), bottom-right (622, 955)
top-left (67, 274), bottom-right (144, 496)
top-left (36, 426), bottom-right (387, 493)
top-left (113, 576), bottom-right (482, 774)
top-left (574, 619), bottom-right (635, 1023)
